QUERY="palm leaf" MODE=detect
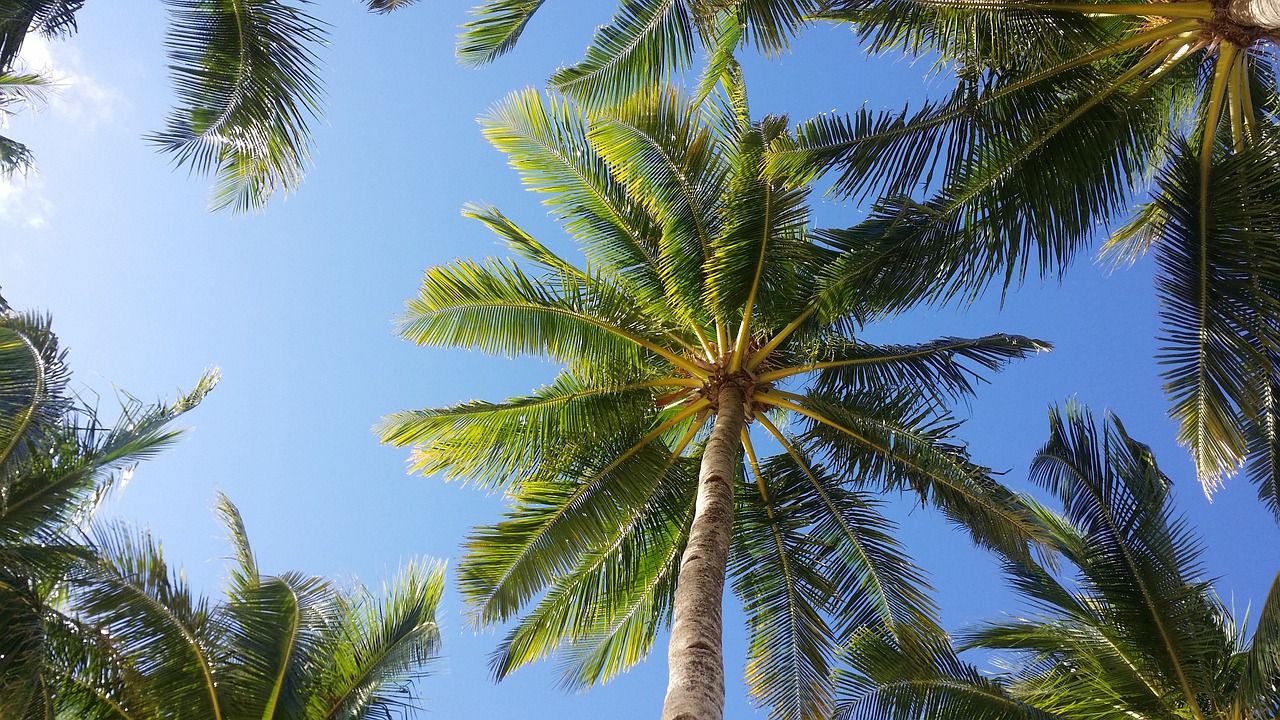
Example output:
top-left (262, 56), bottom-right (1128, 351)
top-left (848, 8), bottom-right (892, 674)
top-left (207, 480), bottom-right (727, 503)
top-left (457, 0), bottom-right (547, 66)
top-left (549, 0), bottom-right (697, 108)
top-left (148, 0), bottom-right (326, 212)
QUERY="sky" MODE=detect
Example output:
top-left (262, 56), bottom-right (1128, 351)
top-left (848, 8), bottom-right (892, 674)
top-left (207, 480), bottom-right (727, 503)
top-left (3, 2), bottom-right (1279, 718)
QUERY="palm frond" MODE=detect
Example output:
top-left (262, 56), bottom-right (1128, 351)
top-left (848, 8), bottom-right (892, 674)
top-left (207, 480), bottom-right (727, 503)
top-left (397, 256), bottom-right (698, 373)
top-left (74, 523), bottom-right (224, 719)
top-left (834, 628), bottom-right (1059, 720)
top-left (783, 388), bottom-right (1043, 560)
top-left (770, 334), bottom-right (1049, 405)
top-left (549, 0), bottom-right (696, 109)
top-left (0, 1), bottom-right (83, 68)
top-left (1116, 134), bottom-right (1280, 506)
top-left (306, 558), bottom-right (445, 720)
top-left (491, 458), bottom-right (694, 688)
top-left (148, 0), bottom-right (326, 213)
top-left (1030, 404), bottom-right (1220, 705)
top-left (377, 369), bottom-right (669, 487)
top-left (459, 428), bottom-right (699, 627)
top-left (457, 0), bottom-right (547, 66)
top-left (589, 87), bottom-right (728, 322)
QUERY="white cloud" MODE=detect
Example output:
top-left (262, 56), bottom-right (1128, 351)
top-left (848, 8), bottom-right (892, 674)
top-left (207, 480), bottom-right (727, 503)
top-left (0, 173), bottom-right (54, 229)
top-left (0, 36), bottom-right (120, 228)
top-left (15, 35), bottom-right (119, 130)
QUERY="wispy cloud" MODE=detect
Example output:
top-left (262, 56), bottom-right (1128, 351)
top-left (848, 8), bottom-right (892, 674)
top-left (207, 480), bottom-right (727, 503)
top-left (1, 36), bottom-right (120, 228)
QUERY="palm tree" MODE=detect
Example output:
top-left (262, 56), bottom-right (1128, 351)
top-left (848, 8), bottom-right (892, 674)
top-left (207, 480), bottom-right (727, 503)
top-left (57, 492), bottom-right (446, 720)
top-left (835, 403), bottom-right (1280, 720)
top-left (765, 0), bottom-right (1280, 516)
top-left (0, 299), bottom-right (445, 719)
top-left (380, 80), bottom-right (1049, 720)
top-left (0, 301), bottom-right (217, 718)
top-left (455, 0), bottom-right (823, 106)
top-left (0, 0), bottom-right (417, 211)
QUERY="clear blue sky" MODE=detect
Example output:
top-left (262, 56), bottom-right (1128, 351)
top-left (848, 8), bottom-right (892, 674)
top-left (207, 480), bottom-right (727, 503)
top-left (3, 2), bottom-right (1277, 718)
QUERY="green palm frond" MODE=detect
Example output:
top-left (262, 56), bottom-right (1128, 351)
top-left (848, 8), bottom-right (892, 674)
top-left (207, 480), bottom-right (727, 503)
top-left (549, 0), bottom-right (697, 108)
top-left (1109, 133), bottom-right (1280, 510)
top-left (771, 334), bottom-right (1048, 405)
top-left (459, 432), bottom-right (700, 627)
top-left (398, 256), bottom-right (697, 373)
top-left (834, 628), bottom-right (1057, 720)
top-left (148, 0), bottom-right (326, 213)
top-left (1028, 405), bottom-right (1222, 704)
top-left (308, 557), bottom-right (444, 720)
top-left (707, 114), bottom-right (814, 341)
top-left (836, 406), bottom-right (1277, 720)
top-left (457, 0), bottom-right (547, 66)
top-left (491, 459), bottom-right (694, 688)
top-left (363, 0), bottom-right (420, 14)
top-left (590, 87), bottom-right (728, 320)
top-left (0, 311), bottom-right (68, 480)
top-left (786, 388), bottom-right (1043, 560)
top-left (0, 72), bottom-right (49, 177)
top-left (377, 369), bottom-right (668, 487)
top-left (1235, 571), bottom-right (1280, 712)
top-left (76, 523), bottom-right (225, 719)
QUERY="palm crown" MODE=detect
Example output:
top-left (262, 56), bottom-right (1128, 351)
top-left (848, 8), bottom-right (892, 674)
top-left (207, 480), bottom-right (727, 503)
top-left (837, 404), bottom-right (1280, 720)
top-left (764, 0), bottom-right (1280, 515)
top-left (381, 79), bottom-right (1049, 720)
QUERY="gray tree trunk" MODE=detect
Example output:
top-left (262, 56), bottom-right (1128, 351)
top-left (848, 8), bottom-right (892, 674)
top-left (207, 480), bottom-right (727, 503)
top-left (661, 382), bottom-right (745, 720)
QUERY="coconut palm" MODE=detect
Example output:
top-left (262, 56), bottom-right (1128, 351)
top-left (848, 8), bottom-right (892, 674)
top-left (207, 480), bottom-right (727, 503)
top-left (380, 79), bottom-right (1049, 720)
top-left (0, 0), bottom-right (417, 211)
top-left (456, 0), bottom-right (824, 106)
top-left (56, 493), bottom-right (445, 720)
top-left (761, 0), bottom-right (1280, 516)
top-left (0, 301), bottom-right (217, 718)
top-left (835, 403), bottom-right (1280, 720)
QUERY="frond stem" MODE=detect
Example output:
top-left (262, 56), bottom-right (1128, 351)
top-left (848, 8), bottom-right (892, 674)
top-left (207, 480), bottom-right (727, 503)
top-left (746, 304), bottom-right (818, 372)
top-left (0, 330), bottom-right (45, 469)
top-left (740, 429), bottom-right (771, 513)
top-left (729, 184), bottom-right (774, 372)
top-left (1011, 2), bottom-right (1213, 18)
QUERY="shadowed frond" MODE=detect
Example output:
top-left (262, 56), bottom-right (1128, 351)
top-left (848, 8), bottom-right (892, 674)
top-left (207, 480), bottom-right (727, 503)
top-left (148, 0), bottom-right (326, 213)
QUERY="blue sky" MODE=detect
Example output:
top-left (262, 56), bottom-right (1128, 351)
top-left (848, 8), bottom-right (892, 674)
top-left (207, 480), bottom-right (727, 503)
top-left (4, 2), bottom-right (1279, 718)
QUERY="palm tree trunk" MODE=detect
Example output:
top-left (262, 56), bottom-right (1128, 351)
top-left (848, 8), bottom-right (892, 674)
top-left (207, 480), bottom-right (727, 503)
top-left (1228, 0), bottom-right (1280, 27)
top-left (661, 382), bottom-right (745, 720)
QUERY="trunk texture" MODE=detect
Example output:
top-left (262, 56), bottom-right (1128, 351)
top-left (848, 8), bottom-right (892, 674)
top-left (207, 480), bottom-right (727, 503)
top-left (661, 382), bottom-right (745, 720)
top-left (1229, 0), bottom-right (1280, 27)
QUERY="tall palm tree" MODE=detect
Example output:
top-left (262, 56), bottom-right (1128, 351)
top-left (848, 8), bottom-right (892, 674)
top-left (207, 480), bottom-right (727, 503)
top-left (57, 492), bottom-right (446, 720)
top-left (835, 403), bottom-right (1280, 720)
top-left (380, 80), bottom-right (1049, 720)
top-left (766, 0), bottom-right (1280, 515)
top-left (0, 0), bottom-right (417, 211)
top-left (0, 301), bottom-right (217, 718)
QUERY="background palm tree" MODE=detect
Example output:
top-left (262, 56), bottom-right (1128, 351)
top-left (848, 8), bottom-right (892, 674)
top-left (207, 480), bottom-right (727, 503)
top-left (0, 299), bottom-right (217, 718)
top-left (59, 492), bottom-right (446, 720)
top-left (0, 0), bottom-right (419, 211)
top-left (835, 403), bottom-right (1280, 720)
top-left (763, 0), bottom-right (1280, 518)
top-left (380, 79), bottom-right (1048, 720)
top-left (0, 298), bottom-right (445, 719)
